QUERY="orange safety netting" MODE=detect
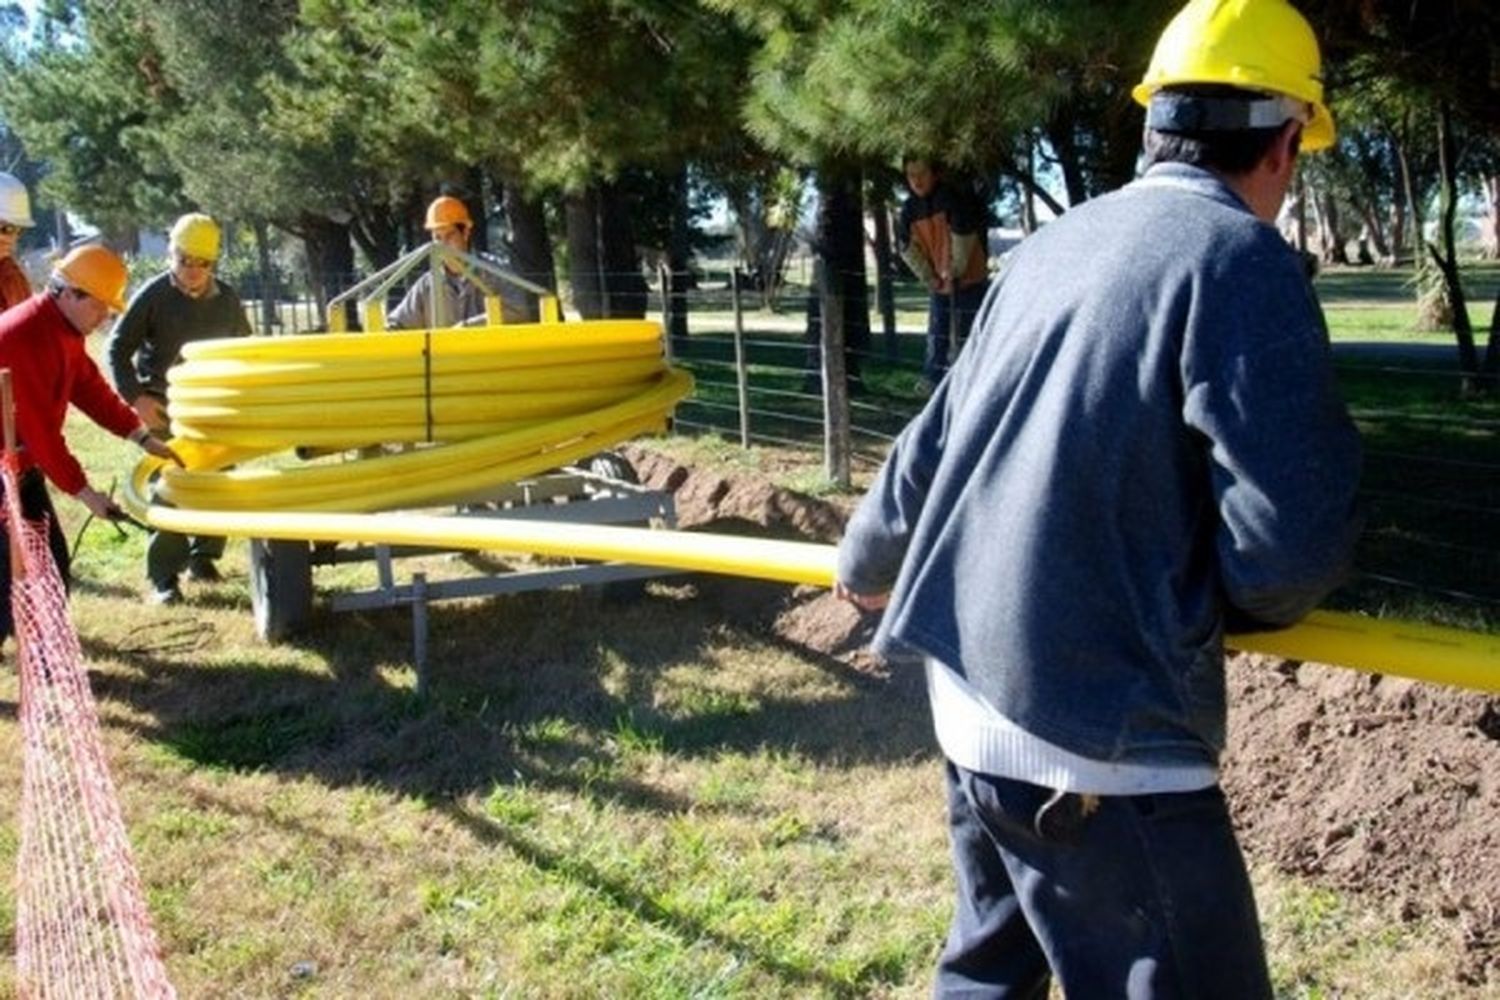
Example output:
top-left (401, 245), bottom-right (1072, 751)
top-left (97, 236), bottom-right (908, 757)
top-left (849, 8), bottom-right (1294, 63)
top-left (6, 460), bottom-right (175, 998)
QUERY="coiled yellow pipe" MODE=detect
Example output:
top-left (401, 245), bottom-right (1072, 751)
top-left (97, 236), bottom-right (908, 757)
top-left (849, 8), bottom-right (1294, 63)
top-left (121, 320), bottom-right (1498, 693)
top-left (150, 321), bottom-right (689, 511)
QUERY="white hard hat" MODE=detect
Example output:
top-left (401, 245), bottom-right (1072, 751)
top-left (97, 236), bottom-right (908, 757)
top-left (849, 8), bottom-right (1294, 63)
top-left (0, 173), bottom-right (35, 228)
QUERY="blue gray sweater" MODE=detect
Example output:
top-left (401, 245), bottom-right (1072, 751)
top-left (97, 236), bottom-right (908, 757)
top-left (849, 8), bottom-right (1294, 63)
top-left (837, 163), bottom-right (1362, 768)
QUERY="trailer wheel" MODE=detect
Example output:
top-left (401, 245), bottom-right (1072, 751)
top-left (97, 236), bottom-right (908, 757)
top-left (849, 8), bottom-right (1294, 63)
top-left (249, 538), bottom-right (313, 641)
top-left (584, 452), bottom-right (648, 602)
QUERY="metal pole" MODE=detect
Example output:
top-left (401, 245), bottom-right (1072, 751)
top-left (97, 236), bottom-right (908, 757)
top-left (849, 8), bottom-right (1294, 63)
top-left (730, 269), bottom-right (751, 449)
top-left (412, 572), bottom-right (429, 698)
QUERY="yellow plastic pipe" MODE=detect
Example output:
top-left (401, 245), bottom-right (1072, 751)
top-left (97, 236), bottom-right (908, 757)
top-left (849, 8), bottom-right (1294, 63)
top-left (117, 477), bottom-right (1500, 693)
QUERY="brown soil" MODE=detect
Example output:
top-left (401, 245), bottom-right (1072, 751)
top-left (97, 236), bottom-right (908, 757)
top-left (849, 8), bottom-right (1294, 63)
top-left (624, 443), bottom-right (1500, 986)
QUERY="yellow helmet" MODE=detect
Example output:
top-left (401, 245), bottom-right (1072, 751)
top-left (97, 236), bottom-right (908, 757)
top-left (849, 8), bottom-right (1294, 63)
top-left (1133, 0), bottom-right (1334, 152)
top-left (424, 195), bottom-right (473, 231)
top-left (169, 212), bottom-right (222, 261)
top-left (53, 244), bottom-right (129, 312)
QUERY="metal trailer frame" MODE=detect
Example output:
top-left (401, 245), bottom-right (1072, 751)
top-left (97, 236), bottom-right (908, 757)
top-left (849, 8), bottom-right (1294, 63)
top-left (247, 457), bottom-right (677, 696)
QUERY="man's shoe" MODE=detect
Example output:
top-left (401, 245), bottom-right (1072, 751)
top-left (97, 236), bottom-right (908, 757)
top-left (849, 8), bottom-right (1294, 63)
top-left (186, 559), bottom-right (222, 583)
top-left (150, 584), bottom-right (183, 606)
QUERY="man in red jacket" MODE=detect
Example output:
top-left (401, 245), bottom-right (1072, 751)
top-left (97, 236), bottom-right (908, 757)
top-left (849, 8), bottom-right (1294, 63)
top-left (0, 244), bottom-right (180, 641)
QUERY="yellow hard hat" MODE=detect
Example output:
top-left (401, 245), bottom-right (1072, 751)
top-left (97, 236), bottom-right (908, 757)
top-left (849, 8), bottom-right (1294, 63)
top-left (169, 212), bottom-right (222, 261)
top-left (53, 244), bottom-right (129, 312)
top-left (424, 195), bottom-right (473, 231)
top-left (1133, 0), bottom-right (1334, 151)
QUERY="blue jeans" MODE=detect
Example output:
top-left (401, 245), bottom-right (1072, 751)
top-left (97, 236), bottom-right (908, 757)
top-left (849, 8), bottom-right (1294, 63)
top-left (924, 281), bottom-right (989, 380)
top-left (935, 762), bottom-right (1272, 999)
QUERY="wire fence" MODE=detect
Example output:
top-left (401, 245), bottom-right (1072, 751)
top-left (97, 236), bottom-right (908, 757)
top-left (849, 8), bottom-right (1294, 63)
top-left (232, 266), bottom-right (1499, 629)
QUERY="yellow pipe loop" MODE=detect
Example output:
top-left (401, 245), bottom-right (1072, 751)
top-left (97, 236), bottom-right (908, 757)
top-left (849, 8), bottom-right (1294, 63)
top-left (125, 317), bottom-right (1497, 694)
top-left (151, 321), bottom-right (688, 511)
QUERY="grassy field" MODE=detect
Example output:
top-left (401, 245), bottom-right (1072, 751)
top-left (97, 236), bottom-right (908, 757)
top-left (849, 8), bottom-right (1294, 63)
top-left (1, 267), bottom-right (1497, 997)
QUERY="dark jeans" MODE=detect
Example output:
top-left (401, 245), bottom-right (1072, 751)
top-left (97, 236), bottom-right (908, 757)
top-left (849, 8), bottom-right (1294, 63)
top-left (145, 467), bottom-right (223, 588)
top-left (0, 468), bottom-right (72, 641)
top-left (935, 762), bottom-right (1272, 999)
top-left (146, 529), bottom-right (224, 589)
top-left (925, 281), bottom-right (989, 380)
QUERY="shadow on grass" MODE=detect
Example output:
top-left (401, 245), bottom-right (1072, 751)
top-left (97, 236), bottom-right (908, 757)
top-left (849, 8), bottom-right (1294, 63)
top-left (76, 579), bottom-right (935, 991)
top-left (79, 577), bottom-right (932, 806)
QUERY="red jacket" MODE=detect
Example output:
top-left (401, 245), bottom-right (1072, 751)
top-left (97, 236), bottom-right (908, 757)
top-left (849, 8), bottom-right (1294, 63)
top-left (0, 292), bottom-right (142, 494)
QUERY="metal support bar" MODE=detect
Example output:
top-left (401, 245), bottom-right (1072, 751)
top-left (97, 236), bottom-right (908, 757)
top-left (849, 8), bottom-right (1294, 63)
top-left (412, 572), bottom-right (428, 698)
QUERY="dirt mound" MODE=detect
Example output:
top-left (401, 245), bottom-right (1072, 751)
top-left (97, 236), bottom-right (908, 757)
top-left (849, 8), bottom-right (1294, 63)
top-left (627, 444), bottom-right (1500, 984)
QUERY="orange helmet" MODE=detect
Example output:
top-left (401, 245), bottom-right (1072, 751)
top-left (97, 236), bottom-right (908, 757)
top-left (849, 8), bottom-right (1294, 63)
top-left (52, 244), bottom-right (129, 312)
top-left (424, 195), bottom-right (473, 231)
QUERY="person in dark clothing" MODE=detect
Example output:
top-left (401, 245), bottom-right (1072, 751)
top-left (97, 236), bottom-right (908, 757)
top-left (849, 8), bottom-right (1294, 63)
top-left (897, 158), bottom-right (990, 394)
top-left (107, 213), bottom-right (250, 605)
top-left (836, 1), bottom-right (1359, 995)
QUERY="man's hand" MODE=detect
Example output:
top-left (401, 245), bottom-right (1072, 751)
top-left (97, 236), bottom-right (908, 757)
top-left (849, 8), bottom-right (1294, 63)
top-left (74, 485), bottom-right (125, 521)
top-left (139, 435), bottom-right (184, 468)
top-left (132, 394), bottom-right (169, 433)
top-left (834, 579), bottom-right (890, 612)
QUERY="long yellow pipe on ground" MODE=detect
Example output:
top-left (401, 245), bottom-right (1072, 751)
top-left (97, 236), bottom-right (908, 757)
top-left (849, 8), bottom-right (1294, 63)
top-left (125, 321), bottom-right (1497, 695)
top-left (118, 481), bottom-right (1500, 693)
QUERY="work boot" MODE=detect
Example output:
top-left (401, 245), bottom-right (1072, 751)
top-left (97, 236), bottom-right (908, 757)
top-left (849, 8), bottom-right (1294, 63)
top-left (186, 558), bottom-right (221, 583)
top-left (150, 582), bottom-right (183, 606)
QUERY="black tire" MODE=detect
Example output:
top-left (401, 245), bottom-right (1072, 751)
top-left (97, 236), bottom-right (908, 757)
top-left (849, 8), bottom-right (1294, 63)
top-left (584, 452), bottom-right (647, 602)
top-left (585, 451), bottom-right (639, 490)
top-left (249, 538), bottom-right (313, 641)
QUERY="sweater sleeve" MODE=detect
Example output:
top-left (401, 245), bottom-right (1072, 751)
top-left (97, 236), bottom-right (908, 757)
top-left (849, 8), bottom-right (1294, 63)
top-left (836, 378), bottom-right (954, 594)
top-left (5, 331), bottom-right (90, 494)
top-left (107, 288), bottom-right (152, 400)
top-left (72, 351), bottom-right (145, 446)
top-left (1181, 239), bottom-right (1363, 626)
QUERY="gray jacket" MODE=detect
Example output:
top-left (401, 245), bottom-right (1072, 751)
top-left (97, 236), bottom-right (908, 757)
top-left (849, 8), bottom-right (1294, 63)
top-left (388, 256), bottom-right (533, 329)
top-left (837, 163), bottom-right (1362, 768)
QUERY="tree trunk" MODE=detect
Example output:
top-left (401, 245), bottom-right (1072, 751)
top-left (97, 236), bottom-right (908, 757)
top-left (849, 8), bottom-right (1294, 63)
top-left (598, 180), bottom-right (647, 319)
top-left (1483, 175), bottom-right (1500, 260)
top-left (1357, 204), bottom-right (1390, 262)
top-left (805, 162), bottom-right (870, 387)
top-left (1395, 125), bottom-right (1423, 266)
top-left (500, 183), bottom-right (556, 305)
top-left (869, 186), bottom-right (897, 359)
top-left (1315, 191), bottom-right (1349, 265)
top-left (1044, 110), bottom-right (1088, 208)
top-left (665, 169), bottom-right (693, 346)
top-left (564, 189), bottom-right (605, 319)
top-left (348, 205), bottom-right (401, 271)
top-left (464, 166), bottom-right (488, 255)
top-left (298, 213), bottom-right (355, 330)
top-left (253, 220), bottom-right (277, 334)
top-left (1484, 286), bottom-right (1499, 384)
top-left (1428, 102), bottom-right (1479, 379)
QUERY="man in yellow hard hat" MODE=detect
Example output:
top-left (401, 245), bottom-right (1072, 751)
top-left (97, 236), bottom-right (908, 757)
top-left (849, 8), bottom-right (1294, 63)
top-left (835, 2), bottom-right (1360, 995)
top-left (0, 172), bottom-right (37, 313)
top-left (0, 244), bottom-right (181, 641)
top-left (389, 194), bottom-right (530, 329)
top-left (107, 212), bottom-right (250, 604)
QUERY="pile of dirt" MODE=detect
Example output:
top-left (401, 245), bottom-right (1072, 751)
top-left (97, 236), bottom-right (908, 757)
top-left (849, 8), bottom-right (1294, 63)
top-left (626, 444), bottom-right (1500, 984)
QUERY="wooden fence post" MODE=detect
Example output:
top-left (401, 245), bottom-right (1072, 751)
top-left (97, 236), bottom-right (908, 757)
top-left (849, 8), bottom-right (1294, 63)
top-left (730, 268), bottom-right (751, 449)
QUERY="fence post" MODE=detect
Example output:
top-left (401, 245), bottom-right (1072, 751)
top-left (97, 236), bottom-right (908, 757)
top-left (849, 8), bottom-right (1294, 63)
top-left (821, 265), bottom-right (851, 488)
top-left (658, 263), bottom-right (674, 363)
top-left (730, 268), bottom-right (751, 449)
